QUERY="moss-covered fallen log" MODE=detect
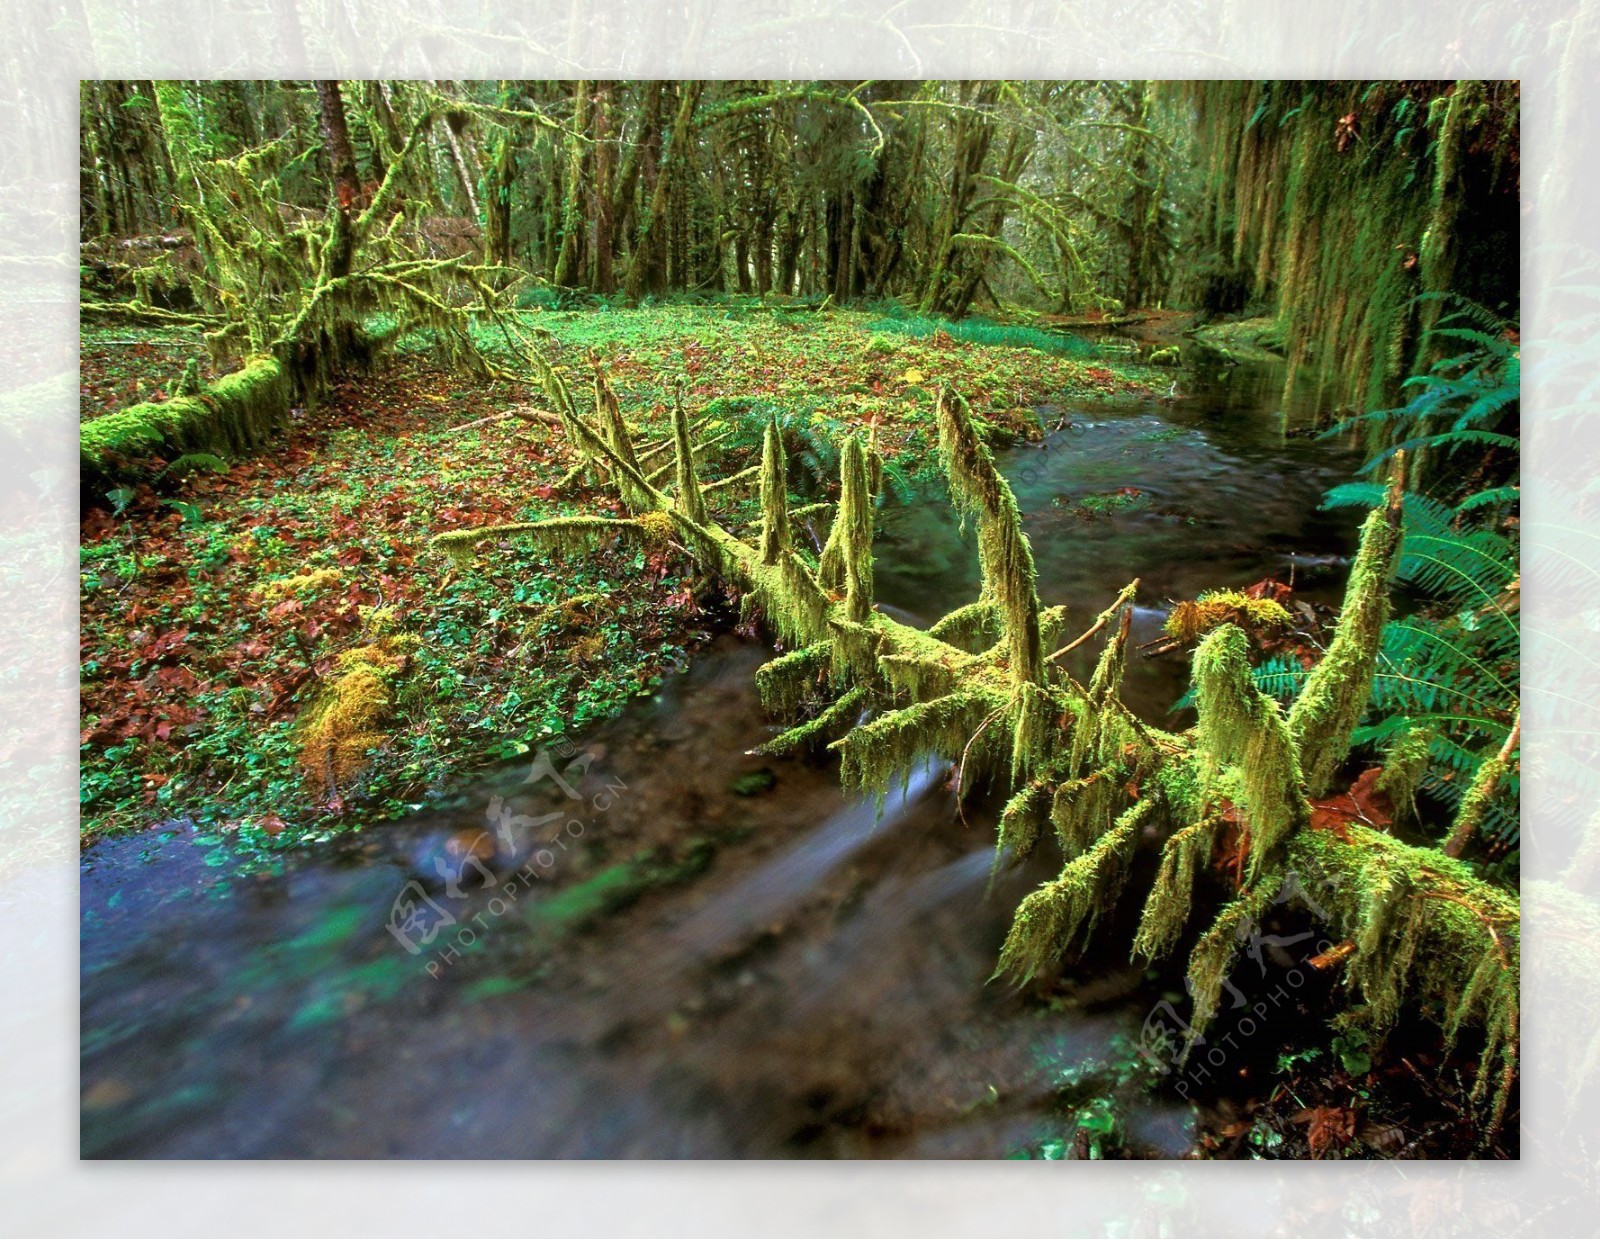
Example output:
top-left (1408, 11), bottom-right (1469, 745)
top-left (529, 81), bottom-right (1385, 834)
top-left (82, 82), bottom-right (516, 494)
top-left (80, 354), bottom-right (290, 486)
top-left (79, 316), bottom-right (408, 488)
top-left (429, 361), bottom-right (1521, 1135)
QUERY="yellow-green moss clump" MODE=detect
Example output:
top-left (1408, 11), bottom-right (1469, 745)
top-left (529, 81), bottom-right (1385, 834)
top-left (297, 639), bottom-right (410, 793)
top-left (1164, 590), bottom-right (1291, 644)
top-left (260, 567), bottom-right (342, 600)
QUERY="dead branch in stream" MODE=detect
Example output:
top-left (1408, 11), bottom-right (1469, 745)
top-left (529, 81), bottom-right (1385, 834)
top-left (428, 361), bottom-right (1521, 1137)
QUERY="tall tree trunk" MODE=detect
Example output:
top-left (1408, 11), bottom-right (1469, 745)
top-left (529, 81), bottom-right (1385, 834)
top-left (553, 80), bottom-right (589, 287)
top-left (918, 82), bottom-right (1000, 316)
top-left (441, 110), bottom-right (482, 223)
top-left (625, 82), bottom-right (701, 300)
top-left (589, 82), bottom-right (617, 293)
top-left (315, 80), bottom-right (362, 218)
top-left (610, 81), bottom-right (659, 250)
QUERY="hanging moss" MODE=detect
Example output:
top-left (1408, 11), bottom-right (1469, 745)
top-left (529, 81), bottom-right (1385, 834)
top-left (743, 552), bottom-right (831, 649)
top-left (995, 799), bottom-right (1155, 982)
top-left (758, 685), bottom-right (867, 755)
top-left (1193, 624), bottom-right (1308, 875)
top-left (1003, 681), bottom-right (1050, 785)
top-left (828, 436), bottom-right (876, 623)
top-left (1087, 606), bottom-right (1131, 704)
top-left (592, 364), bottom-right (651, 511)
top-left (1377, 724), bottom-right (1435, 825)
top-left (1185, 880), bottom-right (1280, 1035)
top-left (754, 641), bottom-right (833, 718)
top-left (1055, 610), bottom-right (1138, 784)
top-left (1443, 714), bottom-right (1519, 859)
top-left (1181, 81), bottom-right (1518, 410)
top-left (926, 601), bottom-right (1000, 654)
top-left (1288, 493), bottom-right (1403, 795)
top-left (831, 687), bottom-right (994, 795)
top-left (1049, 765), bottom-right (1122, 858)
top-left (996, 778), bottom-right (1054, 866)
top-left (1132, 812), bottom-right (1225, 961)
top-left (878, 651), bottom-right (961, 702)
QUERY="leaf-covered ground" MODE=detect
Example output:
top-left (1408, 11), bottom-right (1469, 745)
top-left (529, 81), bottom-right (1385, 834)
top-left (80, 300), bottom-right (1151, 850)
top-left (80, 324), bottom-right (221, 422)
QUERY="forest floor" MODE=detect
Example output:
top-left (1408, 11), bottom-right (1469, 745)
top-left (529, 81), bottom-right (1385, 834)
top-left (79, 301), bottom-right (1155, 851)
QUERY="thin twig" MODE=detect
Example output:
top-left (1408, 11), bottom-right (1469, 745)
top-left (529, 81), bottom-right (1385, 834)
top-left (1046, 579), bottom-right (1139, 663)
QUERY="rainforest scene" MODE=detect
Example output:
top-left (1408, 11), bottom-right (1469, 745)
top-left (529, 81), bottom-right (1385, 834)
top-left (78, 79), bottom-right (1520, 1160)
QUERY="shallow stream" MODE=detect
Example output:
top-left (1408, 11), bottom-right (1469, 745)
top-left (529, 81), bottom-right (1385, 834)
top-left (81, 349), bottom-right (1363, 1158)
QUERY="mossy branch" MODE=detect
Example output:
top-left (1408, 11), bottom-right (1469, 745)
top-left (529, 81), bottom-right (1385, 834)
top-left (995, 799), bottom-right (1155, 983)
top-left (1288, 478), bottom-right (1405, 795)
top-left (936, 387), bottom-right (1043, 685)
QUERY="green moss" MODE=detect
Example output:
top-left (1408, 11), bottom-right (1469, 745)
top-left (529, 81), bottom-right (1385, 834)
top-left (1193, 624), bottom-right (1307, 875)
top-left (593, 365), bottom-right (650, 510)
top-left (1184, 81), bottom-right (1516, 410)
top-left (429, 516), bottom-right (648, 566)
top-left (754, 641), bottom-right (833, 718)
top-left (1164, 591), bottom-right (1292, 644)
top-left (671, 382), bottom-right (707, 524)
top-left (995, 799), bottom-right (1155, 982)
top-left (427, 360), bottom-right (1519, 1132)
top-left (174, 357), bottom-right (203, 396)
top-left (1049, 765), bottom-right (1122, 859)
top-left (831, 687), bottom-right (995, 795)
top-left (758, 414), bottom-right (792, 565)
top-left (1443, 734), bottom-right (1515, 859)
top-left (1288, 497), bottom-right (1403, 795)
top-left (1185, 880), bottom-right (1279, 1034)
top-left (1376, 724), bottom-right (1434, 824)
top-left (936, 387), bottom-right (1043, 686)
top-left (996, 779), bottom-right (1053, 866)
top-left (834, 436), bottom-right (875, 624)
top-left (927, 599), bottom-right (1002, 653)
top-left (759, 684), bottom-right (868, 755)
top-left (81, 354), bottom-right (289, 483)
top-left (1288, 825), bottom-right (1519, 1132)
top-left (1132, 812), bottom-right (1223, 961)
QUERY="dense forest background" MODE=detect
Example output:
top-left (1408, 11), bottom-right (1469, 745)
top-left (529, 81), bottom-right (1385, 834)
top-left (79, 79), bottom-right (1518, 405)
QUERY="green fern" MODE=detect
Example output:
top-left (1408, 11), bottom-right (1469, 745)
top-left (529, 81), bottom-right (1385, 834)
top-left (1281, 308), bottom-right (1519, 852)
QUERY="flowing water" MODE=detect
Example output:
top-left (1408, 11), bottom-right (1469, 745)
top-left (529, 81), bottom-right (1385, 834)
top-left (80, 349), bottom-right (1362, 1159)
